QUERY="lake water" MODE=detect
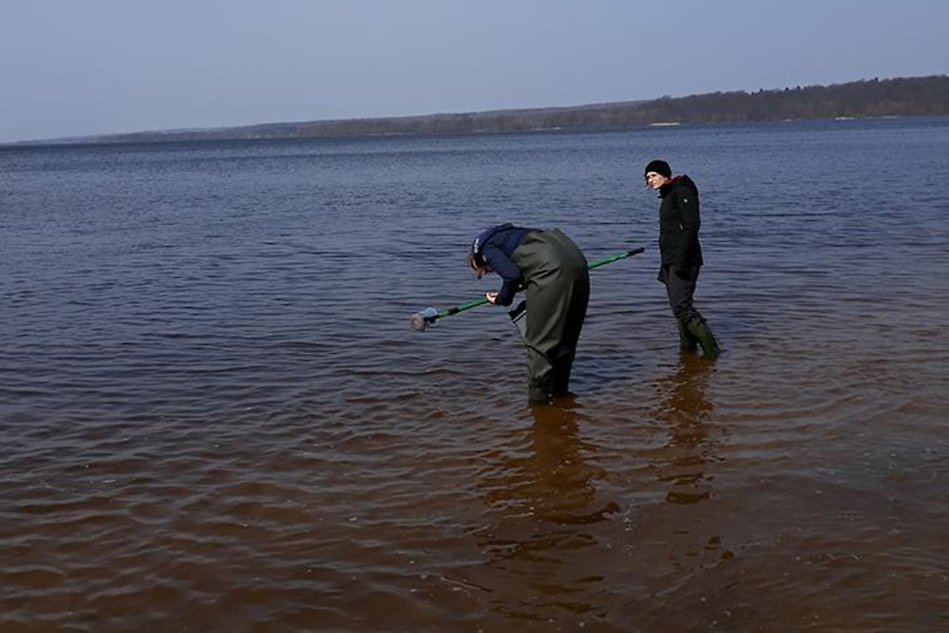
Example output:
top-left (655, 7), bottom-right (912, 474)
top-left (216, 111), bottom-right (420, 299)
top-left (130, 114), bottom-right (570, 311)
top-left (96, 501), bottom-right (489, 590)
top-left (1, 118), bottom-right (948, 632)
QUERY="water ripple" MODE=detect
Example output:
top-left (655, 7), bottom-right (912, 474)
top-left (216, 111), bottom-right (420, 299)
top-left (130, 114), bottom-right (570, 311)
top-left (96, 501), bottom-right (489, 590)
top-left (2, 121), bottom-right (948, 631)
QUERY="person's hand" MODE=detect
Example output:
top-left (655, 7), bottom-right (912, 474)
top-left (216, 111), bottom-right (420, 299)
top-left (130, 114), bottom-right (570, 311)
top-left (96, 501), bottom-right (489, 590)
top-left (485, 291), bottom-right (498, 304)
top-left (674, 268), bottom-right (692, 281)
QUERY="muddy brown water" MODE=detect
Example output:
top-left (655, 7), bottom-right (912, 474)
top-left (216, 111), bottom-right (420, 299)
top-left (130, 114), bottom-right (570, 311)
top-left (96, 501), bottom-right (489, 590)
top-left (2, 119), bottom-right (947, 631)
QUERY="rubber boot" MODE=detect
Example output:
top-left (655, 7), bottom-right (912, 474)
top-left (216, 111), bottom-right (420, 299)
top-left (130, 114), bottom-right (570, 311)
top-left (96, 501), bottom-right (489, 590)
top-left (549, 348), bottom-right (576, 396)
top-left (685, 317), bottom-right (720, 360)
top-left (676, 319), bottom-right (698, 352)
top-left (528, 376), bottom-right (554, 404)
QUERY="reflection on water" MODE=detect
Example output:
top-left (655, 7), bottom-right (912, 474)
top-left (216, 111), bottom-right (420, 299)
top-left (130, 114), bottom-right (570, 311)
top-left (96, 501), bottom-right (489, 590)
top-left (484, 399), bottom-right (617, 524)
top-left (652, 355), bottom-right (718, 505)
top-left (473, 399), bottom-right (621, 621)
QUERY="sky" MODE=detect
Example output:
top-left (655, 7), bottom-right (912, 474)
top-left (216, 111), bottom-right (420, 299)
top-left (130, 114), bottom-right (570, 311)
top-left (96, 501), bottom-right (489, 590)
top-left (1, 0), bottom-right (946, 143)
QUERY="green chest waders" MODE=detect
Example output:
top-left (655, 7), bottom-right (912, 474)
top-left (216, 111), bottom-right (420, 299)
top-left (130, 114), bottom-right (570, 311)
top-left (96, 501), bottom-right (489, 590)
top-left (511, 229), bottom-right (590, 402)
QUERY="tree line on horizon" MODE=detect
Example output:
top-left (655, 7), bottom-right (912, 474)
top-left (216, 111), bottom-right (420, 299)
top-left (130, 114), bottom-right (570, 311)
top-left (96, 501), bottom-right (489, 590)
top-left (41, 75), bottom-right (949, 144)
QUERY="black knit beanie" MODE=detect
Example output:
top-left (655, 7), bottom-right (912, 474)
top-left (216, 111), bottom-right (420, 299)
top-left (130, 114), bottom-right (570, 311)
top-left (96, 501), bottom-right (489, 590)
top-left (644, 159), bottom-right (672, 178)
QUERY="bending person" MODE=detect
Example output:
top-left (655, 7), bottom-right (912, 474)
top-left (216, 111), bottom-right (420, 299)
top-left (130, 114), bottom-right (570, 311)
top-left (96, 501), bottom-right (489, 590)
top-left (467, 223), bottom-right (589, 403)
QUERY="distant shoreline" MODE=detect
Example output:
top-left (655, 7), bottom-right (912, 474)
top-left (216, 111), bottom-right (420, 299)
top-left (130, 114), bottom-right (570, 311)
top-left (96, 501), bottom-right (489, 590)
top-left (5, 75), bottom-right (947, 147)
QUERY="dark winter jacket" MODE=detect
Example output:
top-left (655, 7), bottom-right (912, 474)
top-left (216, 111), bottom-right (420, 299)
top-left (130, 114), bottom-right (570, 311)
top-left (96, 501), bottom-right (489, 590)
top-left (471, 224), bottom-right (537, 306)
top-left (657, 175), bottom-right (704, 272)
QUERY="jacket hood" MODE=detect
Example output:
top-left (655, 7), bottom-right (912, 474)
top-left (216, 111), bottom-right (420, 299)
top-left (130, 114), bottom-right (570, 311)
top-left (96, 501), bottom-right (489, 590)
top-left (659, 174), bottom-right (697, 197)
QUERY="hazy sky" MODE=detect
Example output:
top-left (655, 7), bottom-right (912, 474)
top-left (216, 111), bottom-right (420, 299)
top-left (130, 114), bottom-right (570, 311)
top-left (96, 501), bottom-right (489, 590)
top-left (1, 0), bottom-right (946, 142)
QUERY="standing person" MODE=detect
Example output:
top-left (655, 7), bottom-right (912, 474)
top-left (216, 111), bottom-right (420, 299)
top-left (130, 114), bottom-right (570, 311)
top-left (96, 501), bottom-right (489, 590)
top-left (467, 223), bottom-right (590, 403)
top-left (644, 159), bottom-right (720, 359)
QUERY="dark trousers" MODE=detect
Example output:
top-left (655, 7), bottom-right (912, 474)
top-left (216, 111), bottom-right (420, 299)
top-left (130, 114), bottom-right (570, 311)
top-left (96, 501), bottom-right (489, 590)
top-left (660, 264), bottom-right (704, 323)
top-left (512, 230), bottom-right (590, 402)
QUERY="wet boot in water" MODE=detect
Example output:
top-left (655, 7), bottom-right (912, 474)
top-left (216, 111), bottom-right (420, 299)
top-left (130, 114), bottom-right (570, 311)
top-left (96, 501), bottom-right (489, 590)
top-left (685, 317), bottom-right (720, 360)
top-left (676, 319), bottom-right (699, 352)
top-left (549, 348), bottom-right (576, 397)
top-left (528, 376), bottom-right (554, 405)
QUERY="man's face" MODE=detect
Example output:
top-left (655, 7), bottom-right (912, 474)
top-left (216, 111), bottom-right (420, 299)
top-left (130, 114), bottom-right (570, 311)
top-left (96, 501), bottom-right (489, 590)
top-left (645, 171), bottom-right (668, 191)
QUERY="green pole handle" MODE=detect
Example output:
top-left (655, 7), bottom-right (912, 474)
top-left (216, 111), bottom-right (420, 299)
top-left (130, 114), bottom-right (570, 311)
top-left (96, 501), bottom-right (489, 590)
top-left (587, 246), bottom-right (645, 271)
top-left (415, 246), bottom-right (645, 330)
top-left (441, 297), bottom-right (489, 318)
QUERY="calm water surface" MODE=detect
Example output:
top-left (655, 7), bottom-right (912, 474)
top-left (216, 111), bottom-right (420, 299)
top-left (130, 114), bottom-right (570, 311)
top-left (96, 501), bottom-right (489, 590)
top-left (2, 119), bottom-right (948, 632)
